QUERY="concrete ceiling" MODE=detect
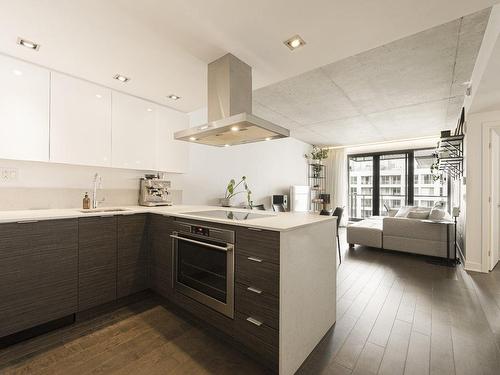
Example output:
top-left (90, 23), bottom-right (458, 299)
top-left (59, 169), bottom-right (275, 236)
top-left (0, 1), bottom-right (497, 113)
top-left (254, 8), bottom-right (491, 146)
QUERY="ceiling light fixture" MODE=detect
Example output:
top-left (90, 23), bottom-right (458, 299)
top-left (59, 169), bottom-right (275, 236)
top-left (167, 94), bottom-right (181, 100)
top-left (231, 126), bottom-right (239, 132)
top-left (224, 144), bottom-right (230, 147)
top-left (113, 74), bottom-right (130, 83)
top-left (17, 37), bottom-right (40, 51)
top-left (146, 108), bottom-right (153, 112)
top-left (265, 137), bottom-right (272, 141)
top-left (189, 137), bottom-right (197, 141)
top-left (12, 69), bottom-right (23, 76)
top-left (95, 94), bottom-right (102, 99)
top-left (284, 35), bottom-right (306, 51)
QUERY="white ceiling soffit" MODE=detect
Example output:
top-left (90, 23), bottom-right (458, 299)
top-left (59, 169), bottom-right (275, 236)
top-left (0, 0), bottom-right (496, 113)
top-left (253, 8), bottom-right (491, 146)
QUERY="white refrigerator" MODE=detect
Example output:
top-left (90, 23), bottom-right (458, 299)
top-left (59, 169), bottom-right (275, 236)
top-left (290, 185), bottom-right (311, 212)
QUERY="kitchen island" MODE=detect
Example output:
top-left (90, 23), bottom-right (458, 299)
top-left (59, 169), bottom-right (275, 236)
top-left (0, 205), bottom-right (337, 374)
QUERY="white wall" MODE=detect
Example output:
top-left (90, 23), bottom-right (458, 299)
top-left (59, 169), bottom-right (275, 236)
top-left (183, 108), bottom-right (311, 207)
top-left (183, 139), bottom-right (310, 207)
top-left (464, 111), bottom-right (500, 272)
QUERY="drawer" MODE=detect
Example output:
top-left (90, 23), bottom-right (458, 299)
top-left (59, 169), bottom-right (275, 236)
top-left (235, 282), bottom-right (279, 329)
top-left (235, 227), bottom-right (280, 264)
top-left (233, 312), bottom-right (278, 368)
top-left (235, 254), bottom-right (279, 297)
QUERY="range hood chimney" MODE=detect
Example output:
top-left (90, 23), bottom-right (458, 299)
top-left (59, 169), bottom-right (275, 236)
top-left (174, 54), bottom-right (290, 147)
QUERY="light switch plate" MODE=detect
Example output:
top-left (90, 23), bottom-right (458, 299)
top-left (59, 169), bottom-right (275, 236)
top-left (0, 168), bottom-right (18, 182)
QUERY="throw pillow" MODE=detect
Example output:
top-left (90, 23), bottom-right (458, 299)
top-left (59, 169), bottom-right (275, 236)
top-left (407, 210), bottom-right (430, 219)
top-left (387, 208), bottom-right (399, 217)
top-left (429, 208), bottom-right (448, 221)
top-left (395, 206), bottom-right (416, 218)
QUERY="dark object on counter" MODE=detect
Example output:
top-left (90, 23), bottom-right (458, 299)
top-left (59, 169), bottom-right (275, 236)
top-left (251, 204), bottom-right (266, 210)
top-left (332, 206), bottom-right (344, 264)
top-left (440, 130), bottom-right (451, 138)
top-left (319, 193), bottom-right (331, 216)
top-left (82, 192), bottom-right (90, 209)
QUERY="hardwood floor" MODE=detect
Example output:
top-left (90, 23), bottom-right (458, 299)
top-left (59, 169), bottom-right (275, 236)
top-left (1, 228), bottom-right (499, 375)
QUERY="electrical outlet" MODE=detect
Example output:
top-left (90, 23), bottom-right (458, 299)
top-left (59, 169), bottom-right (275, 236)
top-left (0, 168), bottom-right (18, 182)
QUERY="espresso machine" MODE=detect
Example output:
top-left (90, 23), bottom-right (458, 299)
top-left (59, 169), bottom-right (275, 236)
top-left (139, 176), bottom-right (172, 206)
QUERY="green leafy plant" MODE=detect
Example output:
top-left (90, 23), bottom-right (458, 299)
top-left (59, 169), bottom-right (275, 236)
top-left (304, 146), bottom-right (329, 162)
top-left (430, 153), bottom-right (445, 184)
top-left (225, 176), bottom-right (252, 205)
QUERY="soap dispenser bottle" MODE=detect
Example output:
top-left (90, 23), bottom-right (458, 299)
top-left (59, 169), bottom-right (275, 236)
top-left (83, 192), bottom-right (91, 209)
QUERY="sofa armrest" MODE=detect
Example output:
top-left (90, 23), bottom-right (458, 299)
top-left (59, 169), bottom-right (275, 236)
top-left (383, 217), bottom-right (448, 242)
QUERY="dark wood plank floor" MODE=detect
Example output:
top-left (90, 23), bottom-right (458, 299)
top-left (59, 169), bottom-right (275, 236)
top-left (1, 228), bottom-right (499, 375)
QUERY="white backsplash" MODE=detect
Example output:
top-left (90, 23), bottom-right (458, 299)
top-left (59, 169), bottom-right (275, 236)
top-left (0, 158), bottom-right (184, 211)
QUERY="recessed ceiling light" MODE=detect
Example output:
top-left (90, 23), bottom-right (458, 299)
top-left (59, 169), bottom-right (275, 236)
top-left (265, 137), bottom-right (272, 141)
top-left (167, 94), bottom-right (181, 100)
top-left (146, 108), bottom-right (153, 112)
top-left (113, 74), bottom-right (130, 83)
top-left (231, 126), bottom-right (239, 132)
top-left (199, 125), bottom-right (209, 130)
top-left (95, 94), bottom-right (102, 99)
top-left (12, 69), bottom-right (23, 76)
top-left (224, 144), bottom-right (230, 147)
top-left (17, 37), bottom-right (40, 51)
top-left (189, 136), bottom-right (197, 141)
top-left (284, 35), bottom-right (306, 51)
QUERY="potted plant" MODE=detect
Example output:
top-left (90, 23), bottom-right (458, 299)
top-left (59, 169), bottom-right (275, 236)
top-left (220, 176), bottom-right (252, 207)
top-left (304, 146), bottom-right (329, 165)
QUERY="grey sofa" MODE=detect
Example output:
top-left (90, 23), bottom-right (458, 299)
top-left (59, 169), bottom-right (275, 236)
top-left (347, 215), bottom-right (451, 258)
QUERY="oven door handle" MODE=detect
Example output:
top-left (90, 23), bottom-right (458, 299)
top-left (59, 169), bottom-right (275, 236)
top-left (170, 234), bottom-right (233, 252)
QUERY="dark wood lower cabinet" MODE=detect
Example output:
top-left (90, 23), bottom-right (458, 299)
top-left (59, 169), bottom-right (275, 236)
top-left (0, 219), bottom-right (78, 338)
top-left (78, 216), bottom-right (117, 311)
top-left (149, 214), bottom-right (174, 298)
top-left (117, 214), bottom-right (148, 298)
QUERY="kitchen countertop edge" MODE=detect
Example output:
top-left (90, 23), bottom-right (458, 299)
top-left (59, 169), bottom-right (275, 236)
top-left (0, 205), bottom-right (337, 232)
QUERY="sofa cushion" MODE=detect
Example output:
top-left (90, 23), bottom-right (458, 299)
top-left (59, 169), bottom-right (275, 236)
top-left (395, 206), bottom-right (416, 217)
top-left (407, 210), bottom-right (430, 219)
top-left (347, 219), bottom-right (383, 248)
top-left (428, 208), bottom-right (452, 221)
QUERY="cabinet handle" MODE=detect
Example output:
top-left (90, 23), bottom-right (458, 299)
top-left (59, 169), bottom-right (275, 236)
top-left (247, 256), bottom-right (263, 263)
top-left (247, 286), bottom-right (262, 294)
top-left (246, 317), bottom-right (263, 327)
top-left (247, 227), bottom-right (262, 231)
top-left (16, 220), bottom-right (39, 224)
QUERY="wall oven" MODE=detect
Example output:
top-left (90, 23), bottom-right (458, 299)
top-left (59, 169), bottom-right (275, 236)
top-left (171, 221), bottom-right (234, 318)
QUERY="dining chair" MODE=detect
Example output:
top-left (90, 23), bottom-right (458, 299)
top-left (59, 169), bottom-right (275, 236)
top-left (332, 207), bottom-right (344, 264)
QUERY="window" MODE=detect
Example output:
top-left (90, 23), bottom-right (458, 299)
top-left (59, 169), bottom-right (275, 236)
top-left (361, 176), bottom-right (372, 185)
top-left (422, 174), bottom-right (433, 184)
top-left (361, 187), bottom-right (372, 195)
top-left (381, 187), bottom-right (401, 195)
top-left (414, 175), bottom-right (419, 185)
top-left (350, 176), bottom-right (357, 185)
top-left (350, 187), bottom-right (357, 195)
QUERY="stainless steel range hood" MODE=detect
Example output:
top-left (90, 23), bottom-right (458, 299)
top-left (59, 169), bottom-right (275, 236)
top-left (174, 54), bottom-right (290, 147)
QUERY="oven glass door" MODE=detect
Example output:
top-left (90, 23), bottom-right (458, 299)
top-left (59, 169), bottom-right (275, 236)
top-left (172, 232), bottom-right (234, 318)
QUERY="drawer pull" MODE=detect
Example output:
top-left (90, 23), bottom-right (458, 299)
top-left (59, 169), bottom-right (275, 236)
top-left (16, 220), bottom-right (39, 224)
top-left (246, 317), bottom-right (263, 327)
top-left (247, 227), bottom-right (262, 231)
top-left (247, 256), bottom-right (263, 263)
top-left (247, 286), bottom-right (263, 294)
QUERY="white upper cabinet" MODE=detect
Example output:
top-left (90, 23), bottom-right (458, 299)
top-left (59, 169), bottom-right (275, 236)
top-left (156, 106), bottom-right (189, 173)
top-left (50, 73), bottom-right (112, 167)
top-left (112, 92), bottom-right (157, 170)
top-left (0, 54), bottom-right (49, 162)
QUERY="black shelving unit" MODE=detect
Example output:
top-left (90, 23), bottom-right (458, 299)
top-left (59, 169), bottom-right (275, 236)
top-left (308, 163), bottom-right (326, 212)
top-left (437, 134), bottom-right (464, 179)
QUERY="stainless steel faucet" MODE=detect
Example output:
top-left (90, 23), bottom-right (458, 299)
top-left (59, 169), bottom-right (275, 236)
top-left (92, 173), bottom-right (104, 209)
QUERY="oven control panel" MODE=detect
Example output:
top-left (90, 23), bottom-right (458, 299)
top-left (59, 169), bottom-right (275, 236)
top-left (191, 226), bottom-right (209, 236)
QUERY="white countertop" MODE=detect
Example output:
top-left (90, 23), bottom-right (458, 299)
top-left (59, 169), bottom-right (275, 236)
top-left (0, 205), bottom-right (336, 231)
